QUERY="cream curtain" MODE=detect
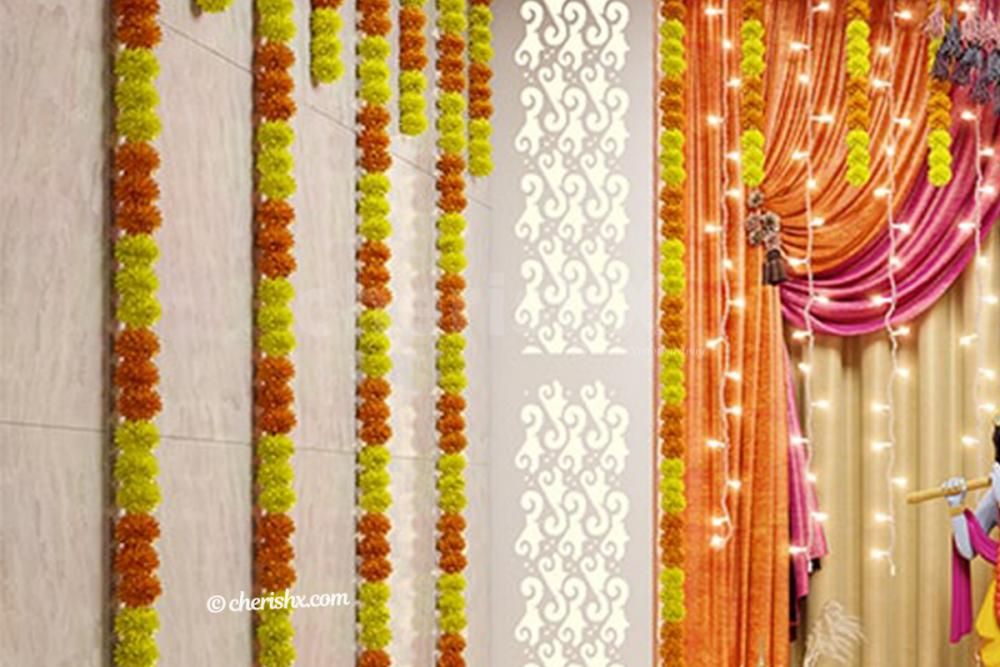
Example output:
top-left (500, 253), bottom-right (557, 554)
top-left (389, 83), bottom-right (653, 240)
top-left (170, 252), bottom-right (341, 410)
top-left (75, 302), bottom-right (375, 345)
top-left (791, 225), bottom-right (1000, 666)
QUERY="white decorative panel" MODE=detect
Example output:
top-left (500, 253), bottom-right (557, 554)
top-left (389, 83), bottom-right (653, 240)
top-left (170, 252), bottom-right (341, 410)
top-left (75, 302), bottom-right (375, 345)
top-left (514, 381), bottom-right (630, 666)
top-left (513, 0), bottom-right (631, 355)
top-left (490, 1), bottom-right (655, 665)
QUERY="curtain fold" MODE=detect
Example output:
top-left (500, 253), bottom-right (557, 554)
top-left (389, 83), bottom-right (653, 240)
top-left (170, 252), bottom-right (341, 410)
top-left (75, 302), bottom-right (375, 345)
top-left (781, 100), bottom-right (1000, 335)
top-left (790, 227), bottom-right (1000, 666)
top-left (686, 3), bottom-right (789, 664)
top-left (763, 1), bottom-right (930, 273)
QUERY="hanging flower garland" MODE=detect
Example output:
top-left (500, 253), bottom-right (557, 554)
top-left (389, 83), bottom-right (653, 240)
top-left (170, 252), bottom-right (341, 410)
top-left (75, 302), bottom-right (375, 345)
top-left (111, 1), bottom-right (164, 665)
top-left (253, 2), bottom-right (298, 666)
top-left (356, 0), bottom-right (395, 665)
top-left (740, 0), bottom-right (765, 188)
top-left (467, 0), bottom-right (493, 176)
top-left (925, 1), bottom-right (954, 186)
top-left (399, 0), bottom-right (429, 135)
top-left (845, 0), bottom-right (872, 186)
top-left (658, 1), bottom-right (686, 665)
top-left (435, 0), bottom-right (470, 664)
top-left (194, 0), bottom-right (233, 12)
top-left (311, 0), bottom-right (346, 84)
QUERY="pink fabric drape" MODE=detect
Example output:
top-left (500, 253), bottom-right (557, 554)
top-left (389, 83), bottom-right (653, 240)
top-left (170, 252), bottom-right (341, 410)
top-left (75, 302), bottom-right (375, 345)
top-left (952, 509), bottom-right (998, 643)
top-left (782, 92), bottom-right (1000, 336)
top-left (785, 349), bottom-right (829, 633)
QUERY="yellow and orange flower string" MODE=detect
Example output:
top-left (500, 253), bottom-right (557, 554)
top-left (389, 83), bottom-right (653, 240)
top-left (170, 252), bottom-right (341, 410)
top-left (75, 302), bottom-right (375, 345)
top-left (845, 0), bottom-right (872, 186)
top-left (194, 0), bottom-right (233, 12)
top-left (399, 0), bottom-right (429, 135)
top-left (467, 0), bottom-right (493, 176)
top-left (311, 0), bottom-right (346, 84)
top-left (253, 1), bottom-right (299, 666)
top-left (926, 0), bottom-right (953, 186)
top-left (658, 2), bottom-right (687, 665)
top-left (434, 0), bottom-right (470, 665)
top-left (740, 0), bottom-right (765, 188)
top-left (356, 0), bottom-right (395, 665)
top-left (111, 1), bottom-right (165, 664)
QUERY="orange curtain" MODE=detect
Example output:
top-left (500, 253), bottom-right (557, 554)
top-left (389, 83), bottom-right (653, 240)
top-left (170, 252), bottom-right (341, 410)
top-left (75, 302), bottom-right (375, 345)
top-left (764, 1), bottom-right (931, 272)
top-left (684, 2), bottom-right (790, 665)
top-left (685, 2), bottom-right (938, 665)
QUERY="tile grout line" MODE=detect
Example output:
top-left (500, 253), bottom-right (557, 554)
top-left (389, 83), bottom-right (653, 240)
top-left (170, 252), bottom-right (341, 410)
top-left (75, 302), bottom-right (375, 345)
top-left (161, 21), bottom-right (494, 210)
top-left (0, 418), bottom-right (489, 465)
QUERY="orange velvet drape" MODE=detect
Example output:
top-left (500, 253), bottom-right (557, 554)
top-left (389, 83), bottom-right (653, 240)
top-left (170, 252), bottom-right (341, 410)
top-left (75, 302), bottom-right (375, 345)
top-left (764, 1), bottom-right (931, 271)
top-left (684, 3), bottom-right (790, 665)
top-left (684, 2), bottom-right (936, 665)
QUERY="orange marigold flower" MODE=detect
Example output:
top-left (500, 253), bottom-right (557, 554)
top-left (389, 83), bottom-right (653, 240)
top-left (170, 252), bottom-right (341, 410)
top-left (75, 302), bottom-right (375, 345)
top-left (360, 422), bottom-right (392, 445)
top-left (358, 534), bottom-right (390, 558)
top-left (359, 377), bottom-right (391, 400)
top-left (116, 513), bottom-right (161, 543)
top-left (360, 557), bottom-right (392, 581)
top-left (116, 327), bottom-right (160, 360)
top-left (359, 513), bottom-right (391, 535)
top-left (114, 358), bottom-right (159, 390)
top-left (439, 432), bottom-right (467, 453)
top-left (359, 650), bottom-right (391, 667)
top-left (118, 387), bottom-right (162, 421)
top-left (258, 200), bottom-right (295, 227)
top-left (361, 286), bottom-right (392, 309)
top-left (259, 406), bottom-right (297, 434)
top-left (118, 571), bottom-right (162, 607)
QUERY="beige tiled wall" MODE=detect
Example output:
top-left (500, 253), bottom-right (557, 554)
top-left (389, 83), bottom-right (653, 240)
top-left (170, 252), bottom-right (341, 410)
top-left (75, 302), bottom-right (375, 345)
top-left (0, 1), bottom-right (491, 665)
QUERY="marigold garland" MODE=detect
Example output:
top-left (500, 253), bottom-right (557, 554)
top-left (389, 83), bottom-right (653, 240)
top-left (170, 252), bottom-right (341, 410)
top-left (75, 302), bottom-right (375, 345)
top-left (845, 0), bottom-right (872, 186)
top-left (311, 0), bottom-right (345, 84)
top-left (467, 0), bottom-right (493, 176)
top-left (435, 0), bottom-right (470, 665)
top-left (253, 2), bottom-right (298, 666)
top-left (398, 0), bottom-right (429, 135)
top-left (740, 0), bottom-right (765, 188)
top-left (194, 0), bottom-right (233, 12)
top-left (111, 2), bottom-right (164, 666)
top-left (927, 0), bottom-right (953, 186)
top-left (356, 1), bottom-right (395, 665)
top-left (658, 2), bottom-right (687, 665)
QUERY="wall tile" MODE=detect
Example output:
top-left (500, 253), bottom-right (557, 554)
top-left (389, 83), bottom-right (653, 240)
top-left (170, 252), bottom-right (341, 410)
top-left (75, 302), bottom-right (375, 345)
top-left (157, 439), bottom-right (253, 666)
top-left (162, 0), bottom-right (253, 72)
top-left (0, 1), bottom-right (108, 430)
top-left (465, 463), bottom-right (492, 665)
top-left (388, 456), bottom-right (437, 664)
top-left (155, 35), bottom-right (254, 445)
top-left (290, 449), bottom-right (356, 664)
top-left (0, 425), bottom-right (106, 666)
top-left (291, 116), bottom-right (356, 453)
top-left (387, 161), bottom-right (437, 460)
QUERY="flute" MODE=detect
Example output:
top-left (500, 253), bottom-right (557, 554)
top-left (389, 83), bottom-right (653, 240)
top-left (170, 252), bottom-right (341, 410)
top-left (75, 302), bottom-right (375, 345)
top-left (906, 477), bottom-right (990, 505)
top-left (906, 415), bottom-right (1000, 505)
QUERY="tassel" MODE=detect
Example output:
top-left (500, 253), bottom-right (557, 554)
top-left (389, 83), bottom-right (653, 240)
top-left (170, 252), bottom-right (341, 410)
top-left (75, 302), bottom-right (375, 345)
top-left (762, 248), bottom-right (787, 286)
top-left (975, 48), bottom-right (1000, 105)
top-left (954, 43), bottom-right (983, 86)
top-left (993, 83), bottom-right (1000, 116)
top-left (933, 14), bottom-right (961, 80)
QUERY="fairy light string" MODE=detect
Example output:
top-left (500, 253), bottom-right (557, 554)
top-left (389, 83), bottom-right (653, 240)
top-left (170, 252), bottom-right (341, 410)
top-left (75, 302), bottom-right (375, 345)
top-left (111, 0), bottom-right (165, 664)
top-left (705, 0), bottom-right (741, 553)
top-left (794, 0), bottom-right (831, 564)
